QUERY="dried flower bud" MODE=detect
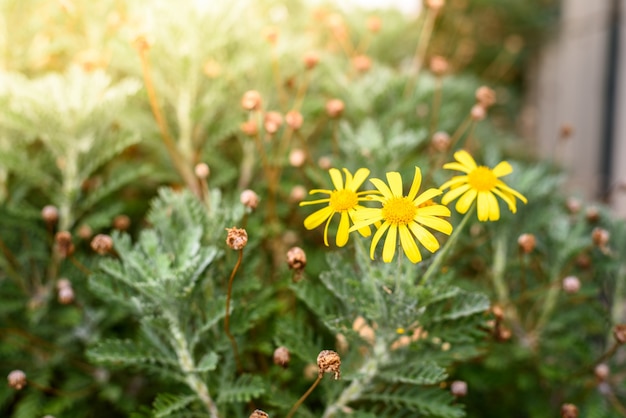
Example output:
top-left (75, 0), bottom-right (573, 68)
top-left (450, 380), bottom-right (468, 397)
top-left (7, 370), bottom-right (26, 390)
top-left (240, 120), bottom-right (258, 137)
top-left (352, 55), bottom-right (372, 73)
top-left (289, 149), bottom-right (306, 167)
top-left (225, 227), bottom-right (248, 251)
top-left (273, 346), bottom-right (290, 368)
top-left (431, 131), bottom-right (450, 152)
top-left (287, 246), bottom-right (306, 271)
top-left (289, 185), bottom-right (307, 203)
top-left (566, 197), bottom-right (581, 214)
top-left (240, 189), bottom-right (260, 210)
top-left (250, 410), bottom-right (269, 418)
top-left (58, 285), bottom-right (75, 304)
top-left (77, 224), bottom-right (93, 240)
top-left (285, 110), bottom-right (304, 130)
top-left (517, 233), bottom-right (536, 254)
top-left (335, 333), bottom-right (349, 353)
top-left (55, 231), bottom-right (75, 258)
top-left (426, 0), bottom-right (445, 11)
top-left (264, 111), bottom-right (283, 134)
top-left (318, 156), bottom-right (332, 170)
top-left (57, 278), bottom-right (71, 290)
top-left (367, 16), bottom-right (382, 33)
top-left (594, 363), bottom-right (610, 381)
top-left (496, 325), bottom-right (511, 341)
top-left (42, 205), bottom-right (59, 224)
top-left (326, 99), bottom-right (345, 118)
top-left (113, 214), bottom-right (131, 231)
top-left (317, 349), bottom-right (341, 379)
top-left (194, 163), bottom-right (210, 179)
top-left (241, 90), bottom-right (262, 111)
top-left (560, 123), bottom-right (574, 139)
top-left (470, 104), bottom-right (486, 121)
top-left (614, 324), bottom-right (626, 344)
top-left (561, 403), bottom-right (578, 418)
top-left (475, 86), bottom-right (496, 108)
top-left (562, 276), bottom-right (581, 294)
top-left (491, 304), bottom-right (504, 320)
top-left (91, 234), bottom-right (114, 255)
top-left (586, 206), bottom-right (600, 222)
top-left (303, 51), bottom-right (320, 70)
top-left (429, 55), bottom-right (449, 76)
top-left (591, 227), bottom-right (610, 248)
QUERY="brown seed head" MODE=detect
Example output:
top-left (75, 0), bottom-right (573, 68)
top-left (273, 346), bottom-right (290, 368)
top-left (55, 231), bottom-right (75, 258)
top-left (594, 363), bottom-right (610, 381)
top-left (42, 205), bottom-right (59, 224)
top-left (431, 131), bottom-right (450, 152)
top-left (240, 189), bottom-right (260, 210)
top-left (287, 246), bottom-right (306, 271)
top-left (77, 224), bottom-right (93, 240)
top-left (303, 51), bottom-right (320, 70)
top-left (561, 403), bottom-right (578, 418)
top-left (326, 99), bottom-right (345, 118)
top-left (289, 149), bottom-right (307, 167)
top-left (250, 410), bottom-right (269, 418)
top-left (450, 380), bottom-right (468, 397)
top-left (7, 370), bottom-right (26, 390)
top-left (475, 86), bottom-right (496, 108)
top-left (194, 163), bottom-right (210, 179)
top-left (592, 227), bottom-right (610, 248)
top-left (317, 349), bottom-right (341, 379)
top-left (58, 286), bottom-right (75, 305)
top-left (586, 206), bottom-right (600, 222)
top-left (113, 214), bottom-right (131, 231)
top-left (285, 110), bottom-right (304, 130)
top-left (562, 276), bottom-right (581, 294)
top-left (352, 55), bottom-right (372, 73)
top-left (367, 16), bottom-right (382, 33)
top-left (429, 55), bottom-right (449, 76)
top-left (225, 227), bottom-right (248, 251)
top-left (240, 120), bottom-right (258, 137)
top-left (264, 111), bottom-right (283, 134)
top-left (241, 90), bottom-right (262, 111)
top-left (614, 324), bottom-right (626, 344)
top-left (470, 104), bottom-right (486, 121)
top-left (517, 233), bottom-right (536, 254)
top-left (91, 234), bottom-right (114, 255)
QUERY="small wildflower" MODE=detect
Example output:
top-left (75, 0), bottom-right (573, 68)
top-left (429, 56), bottom-right (449, 76)
top-left (55, 231), bottom-right (75, 258)
top-left (113, 214), bottom-right (131, 231)
top-left (450, 380), bottom-right (468, 397)
top-left (431, 131), bottom-right (450, 152)
top-left (273, 346), bottom-right (290, 368)
top-left (285, 110), bottom-right (304, 130)
top-left (440, 150), bottom-right (527, 222)
top-left (240, 189), bottom-right (260, 210)
top-left (225, 227), bottom-right (248, 251)
top-left (286, 246), bottom-right (307, 271)
top-left (517, 233), bottom-right (536, 253)
top-left (317, 350), bottom-right (341, 379)
top-left (561, 403), bottom-right (578, 418)
top-left (470, 104), bottom-right (486, 121)
top-left (562, 276), bottom-right (581, 294)
top-left (91, 234), bottom-right (114, 255)
top-left (41, 205), bottom-right (59, 224)
top-left (300, 168), bottom-right (373, 247)
top-left (264, 111), bottom-right (283, 134)
top-left (475, 86), bottom-right (496, 108)
top-left (250, 410), bottom-right (269, 418)
top-left (7, 370), bottom-right (26, 390)
top-left (241, 90), bottom-right (262, 111)
top-left (194, 163), bottom-right (210, 179)
top-left (325, 99), bottom-right (345, 118)
top-left (289, 149), bottom-right (306, 167)
top-left (351, 167), bottom-right (453, 263)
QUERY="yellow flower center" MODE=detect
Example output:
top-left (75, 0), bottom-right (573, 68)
top-left (382, 197), bottom-right (417, 226)
top-left (468, 166), bottom-right (497, 192)
top-left (329, 189), bottom-right (358, 211)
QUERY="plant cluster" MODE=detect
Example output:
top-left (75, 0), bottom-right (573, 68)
top-left (0, 0), bottom-right (624, 417)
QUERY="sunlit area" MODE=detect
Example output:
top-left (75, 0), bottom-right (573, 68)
top-left (1, 0), bottom-right (626, 417)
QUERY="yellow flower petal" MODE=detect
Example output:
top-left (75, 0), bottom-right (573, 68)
top-left (386, 171), bottom-right (403, 197)
top-left (399, 225), bottom-right (422, 263)
top-left (491, 187), bottom-right (516, 212)
top-left (442, 162), bottom-right (472, 173)
top-left (307, 189), bottom-right (333, 195)
top-left (439, 175), bottom-right (469, 191)
top-left (336, 211), bottom-right (350, 247)
top-left (454, 150), bottom-right (477, 171)
top-left (416, 215), bottom-right (453, 235)
top-left (370, 178), bottom-right (394, 200)
top-left (486, 191), bottom-right (500, 221)
top-left (441, 184), bottom-right (471, 205)
top-left (416, 205), bottom-right (451, 217)
top-left (329, 168), bottom-right (344, 190)
top-left (349, 168), bottom-right (371, 190)
top-left (304, 206), bottom-right (334, 230)
top-left (322, 213), bottom-right (334, 246)
top-left (382, 224), bottom-right (398, 263)
top-left (407, 167), bottom-right (422, 201)
top-left (370, 221), bottom-right (390, 260)
top-left (456, 189), bottom-right (477, 214)
top-left (496, 181), bottom-right (527, 204)
top-left (349, 208), bottom-right (372, 237)
top-left (413, 187), bottom-right (442, 207)
top-left (492, 161), bottom-right (513, 177)
top-left (299, 197), bottom-right (331, 206)
top-left (408, 222), bottom-right (440, 253)
top-left (476, 191), bottom-right (490, 221)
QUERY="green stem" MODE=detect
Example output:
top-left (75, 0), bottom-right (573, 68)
top-left (534, 265), bottom-right (563, 338)
top-left (421, 207), bottom-right (473, 285)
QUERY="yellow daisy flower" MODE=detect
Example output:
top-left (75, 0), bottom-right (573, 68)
top-left (350, 167), bottom-right (452, 263)
top-left (300, 168), bottom-right (373, 247)
top-left (440, 150), bottom-right (528, 222)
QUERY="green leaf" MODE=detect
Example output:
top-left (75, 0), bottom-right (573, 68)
top-left (196, 352), bottom-right (219, 372)
top-left (152, 393), bottom-right (196, 418)
top-left (216, 374), bottom-right (266, 404)
top-left (87, 339), bottom-right (177, 368)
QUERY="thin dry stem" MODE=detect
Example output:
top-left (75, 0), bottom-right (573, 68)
top-left (225, 249), bottom-right (243, 371)
top-left (286, 374), bottom-right (323, 418)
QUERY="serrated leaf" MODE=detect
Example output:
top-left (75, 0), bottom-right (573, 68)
top-left (152, 393), bottom-right (196, 418)
top-left (196, 352), bottom-right (218, 372)
top-left (216, 374), bottom-right (265, 404)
